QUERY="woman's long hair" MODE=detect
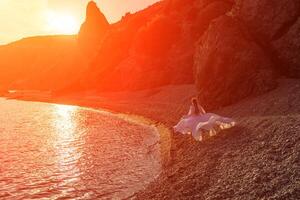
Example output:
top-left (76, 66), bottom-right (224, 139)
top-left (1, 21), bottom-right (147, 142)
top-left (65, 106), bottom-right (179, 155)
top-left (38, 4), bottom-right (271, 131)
top-left (192, 98), bottom-right (200, 115)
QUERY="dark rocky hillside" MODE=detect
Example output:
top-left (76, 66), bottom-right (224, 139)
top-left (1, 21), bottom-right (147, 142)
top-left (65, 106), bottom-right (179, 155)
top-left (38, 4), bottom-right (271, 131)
top-left (195, 0), bottom-right (300, 109)
top-left (75, 0), bottom-right (300, 110)
top-left (75, 0), bottom-right (233, 91)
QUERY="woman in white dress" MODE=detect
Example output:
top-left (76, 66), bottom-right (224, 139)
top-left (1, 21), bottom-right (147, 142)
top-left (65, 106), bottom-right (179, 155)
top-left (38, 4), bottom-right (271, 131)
top-left (174, 97), bottom-right (236, 141)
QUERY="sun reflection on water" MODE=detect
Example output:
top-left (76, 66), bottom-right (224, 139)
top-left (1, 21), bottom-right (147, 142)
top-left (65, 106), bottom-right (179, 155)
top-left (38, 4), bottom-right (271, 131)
top-left (54, 105), bottom-right (77, 133)
top-left (52, 105), bottom-right (83, 186)
top-left (0, 99), bottom-right (162, 199)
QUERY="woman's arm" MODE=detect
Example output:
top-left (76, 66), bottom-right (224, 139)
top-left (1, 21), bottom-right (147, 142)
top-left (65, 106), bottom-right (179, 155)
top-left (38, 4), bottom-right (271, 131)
top-left (199, 105), bottom-right (206, 114)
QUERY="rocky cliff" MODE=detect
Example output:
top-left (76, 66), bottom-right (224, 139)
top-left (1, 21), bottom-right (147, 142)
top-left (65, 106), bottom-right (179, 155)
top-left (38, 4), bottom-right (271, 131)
top-left (78, 1), bottom-right (110, 56)
top-left (195, 0), bottom-right (300, 109)
top-left (76, 0), bottom-right (300, 110)
top-left (75, 0), bottom-right (233, 91)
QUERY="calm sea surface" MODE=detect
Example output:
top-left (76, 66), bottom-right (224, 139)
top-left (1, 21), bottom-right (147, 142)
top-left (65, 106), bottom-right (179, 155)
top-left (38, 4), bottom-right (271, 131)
top-left (0, 98), bottom-right (161, 199)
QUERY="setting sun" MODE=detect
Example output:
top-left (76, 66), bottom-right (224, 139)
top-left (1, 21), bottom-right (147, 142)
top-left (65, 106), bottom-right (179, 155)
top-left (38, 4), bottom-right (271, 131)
top-left (46, 11), bottom-right (79, 34)
top-left (0, 0), bottom-right (160, 45)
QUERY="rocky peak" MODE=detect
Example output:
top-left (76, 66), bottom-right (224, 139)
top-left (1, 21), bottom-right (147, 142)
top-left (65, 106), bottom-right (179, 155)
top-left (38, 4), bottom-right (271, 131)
top-left (85, 1), bottom-right (109, 27)
top-left (78, 1), bottom-right (110, 55)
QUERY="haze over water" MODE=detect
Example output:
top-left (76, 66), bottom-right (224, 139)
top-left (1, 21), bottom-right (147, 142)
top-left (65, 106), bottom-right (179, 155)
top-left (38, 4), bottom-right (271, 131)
top-left (0, 98), bottom-right (161, 199)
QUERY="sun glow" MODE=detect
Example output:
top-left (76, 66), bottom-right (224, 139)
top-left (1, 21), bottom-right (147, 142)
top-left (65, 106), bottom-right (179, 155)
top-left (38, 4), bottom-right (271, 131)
top-left (46, 11), bottom-right (80, 34)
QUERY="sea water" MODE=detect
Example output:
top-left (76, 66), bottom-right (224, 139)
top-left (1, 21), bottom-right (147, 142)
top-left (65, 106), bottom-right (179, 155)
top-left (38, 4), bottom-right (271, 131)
top-left (0, 98), bottom-right (161, 199)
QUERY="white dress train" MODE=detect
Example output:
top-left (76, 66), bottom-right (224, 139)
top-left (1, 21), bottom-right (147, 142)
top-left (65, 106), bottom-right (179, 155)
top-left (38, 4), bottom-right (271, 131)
top-left (173, 105), bottom-right (236, 141)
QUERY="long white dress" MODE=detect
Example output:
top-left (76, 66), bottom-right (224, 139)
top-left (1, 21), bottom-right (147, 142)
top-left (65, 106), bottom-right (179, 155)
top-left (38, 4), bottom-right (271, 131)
top-left (173, 105), bottom-right (236, 141)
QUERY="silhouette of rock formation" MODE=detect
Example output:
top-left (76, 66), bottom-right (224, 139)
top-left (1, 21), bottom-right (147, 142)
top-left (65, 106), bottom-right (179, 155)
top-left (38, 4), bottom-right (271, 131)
top-left (78, 1), bottom-right (110, 55)
top-left (74, 0), bottom-right (300, 105)
top-left (76, 0), bottom-right (232, 92)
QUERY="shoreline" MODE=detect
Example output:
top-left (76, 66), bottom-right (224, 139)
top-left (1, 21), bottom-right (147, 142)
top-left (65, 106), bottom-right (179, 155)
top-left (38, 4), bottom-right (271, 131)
top-left (1, 95), bottom-right (173, 199)
top-left (1, 94), bottom-right (173, 168)
top-left (0, 97), bottom-right (166, 199)
top-left (2, 79), bottom-right (300, 199)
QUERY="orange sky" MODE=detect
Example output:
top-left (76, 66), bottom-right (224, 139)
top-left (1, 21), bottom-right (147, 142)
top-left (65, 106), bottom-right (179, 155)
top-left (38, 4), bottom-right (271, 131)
top-left (0, 0), bottom-right (160, 45)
